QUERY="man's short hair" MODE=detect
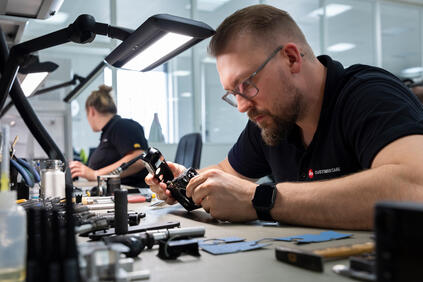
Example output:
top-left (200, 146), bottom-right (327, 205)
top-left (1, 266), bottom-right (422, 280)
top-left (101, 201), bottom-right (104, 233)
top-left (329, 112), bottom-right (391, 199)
top-left (208, 4), bottom-right (310, 57)
top-left (85, 84), bottom-right (117, 114)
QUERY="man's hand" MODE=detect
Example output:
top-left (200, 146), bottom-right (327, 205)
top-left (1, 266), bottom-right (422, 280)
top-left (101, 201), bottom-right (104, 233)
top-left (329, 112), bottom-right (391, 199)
top-left (69, 161), bottom-right (97, 180)
top-left (186, 169), bottom-right (257, 222)
top-left (145, 161), bottom-right (186, 205)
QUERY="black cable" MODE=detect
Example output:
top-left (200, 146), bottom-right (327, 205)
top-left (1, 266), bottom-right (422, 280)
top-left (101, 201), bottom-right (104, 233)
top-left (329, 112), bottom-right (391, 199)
top-left (111, 152), bottom-right (145, 175)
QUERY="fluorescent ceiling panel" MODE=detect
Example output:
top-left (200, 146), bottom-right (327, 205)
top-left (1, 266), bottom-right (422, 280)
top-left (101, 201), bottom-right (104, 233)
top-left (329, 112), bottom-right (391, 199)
top-left (197, 0), bottom-right (230, 12)
top-left (401, 66), bottom-right (423, 77)
top-left (308, 4), bottom-right (352, 18)
top-left (327, 42), bottom-right (355, 52)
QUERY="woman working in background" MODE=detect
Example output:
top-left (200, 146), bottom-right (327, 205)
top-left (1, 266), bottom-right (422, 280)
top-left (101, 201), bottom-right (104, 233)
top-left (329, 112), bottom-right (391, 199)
top-left (69, 85), bottom-right (149, 187)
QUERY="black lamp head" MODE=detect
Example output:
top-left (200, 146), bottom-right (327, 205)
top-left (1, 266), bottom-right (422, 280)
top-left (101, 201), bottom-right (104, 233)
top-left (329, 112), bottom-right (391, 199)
top-left (18, 55), bottom-right (58, 74)
top-left (105, 14), bottom-right (215, 72)
top-left (17, 55), bottom-right (59, 97)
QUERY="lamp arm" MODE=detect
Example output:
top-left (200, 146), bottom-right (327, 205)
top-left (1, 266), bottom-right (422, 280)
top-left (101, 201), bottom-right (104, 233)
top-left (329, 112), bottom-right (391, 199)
top-left (74, 74), bottom-right (85, 82)
top-left (104, 25), bottom-right (133, 41)
top-left (0, 74), bottom-right (86, 118)
top-left (0, 14), bottom-right (134, 110)
top-left (0, 101), bottom-right (13, 118)
top-left (0, 28), bottom-right (69, 168)
top-left (0, 54), bottom-right (20, 112)
top-left (34, 74), bottom-right (84, 96)
top-left (63, 61), bottom-right (105, 103)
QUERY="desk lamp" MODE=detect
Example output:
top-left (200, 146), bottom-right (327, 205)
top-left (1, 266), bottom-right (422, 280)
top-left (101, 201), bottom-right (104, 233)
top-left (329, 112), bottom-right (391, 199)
top-left (0, 14), bottom-right (214, 281)
top-left (0, 74), bottom-right (85, 118)
top-left (17, 55), bottom-right (59, 97)
top-left (0, 13), bottom-right (214, 176)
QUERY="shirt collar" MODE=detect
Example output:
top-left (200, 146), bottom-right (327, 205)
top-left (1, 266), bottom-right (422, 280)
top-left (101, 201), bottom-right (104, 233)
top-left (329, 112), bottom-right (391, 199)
top-left (102, 114), bottom-right (121, 133)
top-left (317, 55), bottom-right (345, 118)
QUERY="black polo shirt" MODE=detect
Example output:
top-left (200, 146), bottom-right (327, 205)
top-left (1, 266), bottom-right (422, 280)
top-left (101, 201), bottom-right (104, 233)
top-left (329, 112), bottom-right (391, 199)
top-left (228, 55), bottom-right (423, 182)
top-left (88, 115), bottom-right (149, 187)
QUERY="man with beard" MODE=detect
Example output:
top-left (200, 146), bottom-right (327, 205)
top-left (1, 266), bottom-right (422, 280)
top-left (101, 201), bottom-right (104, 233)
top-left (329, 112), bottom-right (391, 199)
top-left (146, 5), bottom-right (423, 230)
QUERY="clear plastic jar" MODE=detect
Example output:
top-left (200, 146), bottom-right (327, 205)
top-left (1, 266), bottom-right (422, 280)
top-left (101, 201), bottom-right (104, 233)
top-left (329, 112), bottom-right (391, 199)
top-left (0, 190), bottom-right (27, 282)
top-left (40, 160), bottom-right (65, 199)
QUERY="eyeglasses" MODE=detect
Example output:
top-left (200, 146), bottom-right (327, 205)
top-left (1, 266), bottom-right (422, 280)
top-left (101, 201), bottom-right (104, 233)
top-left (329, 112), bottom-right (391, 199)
top-left (222, 46), bottom-right (284, 107)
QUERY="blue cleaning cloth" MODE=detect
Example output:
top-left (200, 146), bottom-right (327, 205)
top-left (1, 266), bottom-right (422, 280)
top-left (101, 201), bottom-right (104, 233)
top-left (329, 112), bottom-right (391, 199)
top-left (274, 231), bottom-right (352, 244)
top-left (200, 241), bottom-right (269, 255)
top-left (198, 231), bottom-right (351, 255)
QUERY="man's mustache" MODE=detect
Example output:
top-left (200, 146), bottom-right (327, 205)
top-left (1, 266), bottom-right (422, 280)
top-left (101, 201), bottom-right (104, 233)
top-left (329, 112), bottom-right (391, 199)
top-left (248, 108), bottom-right (271, 121)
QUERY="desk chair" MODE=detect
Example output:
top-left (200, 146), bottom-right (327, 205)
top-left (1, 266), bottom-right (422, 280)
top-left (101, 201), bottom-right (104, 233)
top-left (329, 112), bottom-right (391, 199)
top-left (174, 133), bottom-right (202, 169)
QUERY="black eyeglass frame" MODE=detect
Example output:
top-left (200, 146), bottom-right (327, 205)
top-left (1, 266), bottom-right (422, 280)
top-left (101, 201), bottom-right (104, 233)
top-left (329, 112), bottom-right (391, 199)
top-left (221, 45), bottom-right (284, 107)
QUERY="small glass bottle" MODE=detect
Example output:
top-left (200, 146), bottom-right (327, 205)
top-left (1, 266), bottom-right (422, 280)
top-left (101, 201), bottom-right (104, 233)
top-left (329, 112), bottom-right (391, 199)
top-left (0, 190), bottom-right (27, 282)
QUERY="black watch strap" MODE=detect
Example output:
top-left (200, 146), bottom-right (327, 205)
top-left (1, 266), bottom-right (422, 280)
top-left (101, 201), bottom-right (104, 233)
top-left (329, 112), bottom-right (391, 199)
top-left (255, 207), bottom-right (274, 221)
top-left (252, 183), bottom-right (277, 222)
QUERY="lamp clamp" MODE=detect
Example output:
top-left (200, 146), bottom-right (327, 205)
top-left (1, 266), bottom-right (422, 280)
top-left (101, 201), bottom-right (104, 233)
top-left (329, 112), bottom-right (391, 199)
top-left (68, 14), bottom-right (98, 44)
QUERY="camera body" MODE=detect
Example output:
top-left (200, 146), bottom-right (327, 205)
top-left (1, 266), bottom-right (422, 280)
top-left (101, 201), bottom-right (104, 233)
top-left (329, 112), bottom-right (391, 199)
top-left (140, 147), bottom-right (200, 211)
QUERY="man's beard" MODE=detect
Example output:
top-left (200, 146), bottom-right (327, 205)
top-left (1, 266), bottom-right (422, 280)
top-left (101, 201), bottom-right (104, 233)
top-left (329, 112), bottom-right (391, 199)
top-left (248, 90), bottom-right (302, 146)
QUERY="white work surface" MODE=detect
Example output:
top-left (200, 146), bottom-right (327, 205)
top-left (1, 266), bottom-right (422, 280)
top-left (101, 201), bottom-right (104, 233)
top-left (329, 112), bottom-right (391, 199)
top-left (91, 201), bottom-right (373, 282)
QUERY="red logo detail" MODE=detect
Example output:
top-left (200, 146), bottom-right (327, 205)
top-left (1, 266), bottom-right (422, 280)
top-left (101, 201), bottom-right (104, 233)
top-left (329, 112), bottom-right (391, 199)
top-left (308, 169), bottom-right (314, 179)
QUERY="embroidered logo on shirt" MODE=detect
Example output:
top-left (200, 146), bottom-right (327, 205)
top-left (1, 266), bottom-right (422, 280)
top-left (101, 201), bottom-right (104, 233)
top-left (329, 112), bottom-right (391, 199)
top-left (308, 167), bottom-right (341, 179)
top-left (133, 143), bottom-right (141, 148)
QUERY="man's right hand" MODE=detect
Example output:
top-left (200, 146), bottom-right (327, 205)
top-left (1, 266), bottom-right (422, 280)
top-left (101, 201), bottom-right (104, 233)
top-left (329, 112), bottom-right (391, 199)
top-left (145, 161), bottom-right (186, 205)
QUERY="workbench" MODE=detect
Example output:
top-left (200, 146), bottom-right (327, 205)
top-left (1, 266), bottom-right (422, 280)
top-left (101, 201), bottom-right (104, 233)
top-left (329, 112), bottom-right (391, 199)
top-left (106, 201), bottom-right (373, 282)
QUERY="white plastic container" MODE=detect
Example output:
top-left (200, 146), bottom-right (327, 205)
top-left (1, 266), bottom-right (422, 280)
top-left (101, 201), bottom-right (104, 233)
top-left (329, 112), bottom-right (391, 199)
top-left (40, 160), bottom-right (65, 199)
top-left (0, 190), bottom-right (27, 282)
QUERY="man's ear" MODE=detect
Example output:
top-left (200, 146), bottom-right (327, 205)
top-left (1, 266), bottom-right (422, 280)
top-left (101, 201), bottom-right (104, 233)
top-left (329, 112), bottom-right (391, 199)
top-left (283, 43), bottom-right (302, 74)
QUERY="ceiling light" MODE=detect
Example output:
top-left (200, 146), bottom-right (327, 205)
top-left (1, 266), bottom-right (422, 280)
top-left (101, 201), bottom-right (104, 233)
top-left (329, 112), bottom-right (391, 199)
top-left (173, 70), bottom-right (190, 76)
top-left (382, 27), bottom-right (411, 36)
top-left (401, 67), bottom-right (423, 77)
top-left (202, 57), bottom-right (216, 64)
top-left (197, 0), bottom-right (230, 12)
top-left (327, 42), bottom-right (355, 52)
top-left (181, 92), bottom-right (192, 97)
top-left (308, 4), bottom-right (352, 18)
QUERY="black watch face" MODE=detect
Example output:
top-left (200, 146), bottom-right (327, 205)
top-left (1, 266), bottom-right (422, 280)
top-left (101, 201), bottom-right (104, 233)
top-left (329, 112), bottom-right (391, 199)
top-left (253, 185), bottom-right (276, 208)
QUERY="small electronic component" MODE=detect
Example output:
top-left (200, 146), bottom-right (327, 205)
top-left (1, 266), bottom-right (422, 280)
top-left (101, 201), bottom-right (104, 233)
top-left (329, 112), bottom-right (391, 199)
top-left (139, 147), bottom-right (200, 211)
top-left (166, 168), bottom-right (200, 211)
top-left (332, 253), bottom-right (376, 281)
top-left (103, 226), bottom-right (205, 258)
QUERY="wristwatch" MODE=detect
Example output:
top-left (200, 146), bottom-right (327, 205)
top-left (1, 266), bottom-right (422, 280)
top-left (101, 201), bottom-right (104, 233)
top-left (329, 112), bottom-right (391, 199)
top-left (252, 183), bottom-right (277, 221)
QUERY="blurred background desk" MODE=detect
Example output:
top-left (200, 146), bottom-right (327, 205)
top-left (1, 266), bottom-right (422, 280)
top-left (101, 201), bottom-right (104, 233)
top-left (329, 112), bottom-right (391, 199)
top-left (115, 202), bottom-right (372, 282)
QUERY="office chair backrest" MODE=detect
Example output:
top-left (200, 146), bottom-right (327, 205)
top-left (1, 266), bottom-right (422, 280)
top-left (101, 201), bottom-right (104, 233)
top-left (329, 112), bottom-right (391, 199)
top-left (174, 133), bottom-right (202, 169)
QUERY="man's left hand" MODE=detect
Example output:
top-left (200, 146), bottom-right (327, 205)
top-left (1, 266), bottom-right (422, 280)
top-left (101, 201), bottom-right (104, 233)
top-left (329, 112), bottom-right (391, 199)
top-left (186, 169), bottom-right (257, 222)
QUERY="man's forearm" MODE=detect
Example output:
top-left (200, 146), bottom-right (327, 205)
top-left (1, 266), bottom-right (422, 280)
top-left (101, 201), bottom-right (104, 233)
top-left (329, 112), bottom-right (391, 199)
top-left (271, 164), bottom-right (423, 230)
